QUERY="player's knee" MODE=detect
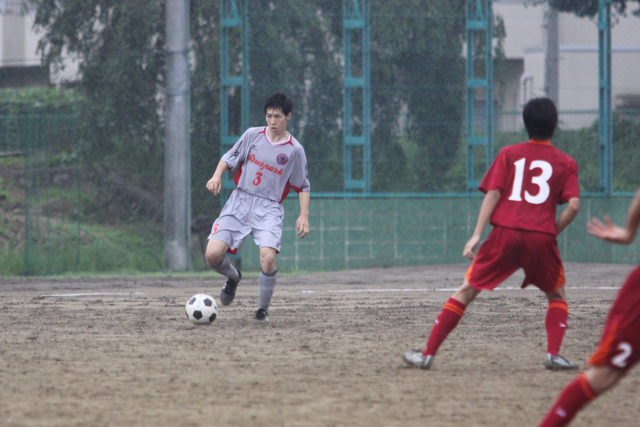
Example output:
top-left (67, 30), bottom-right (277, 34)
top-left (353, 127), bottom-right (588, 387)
top-left (453, 282), bottom-right (479, 305)
top-left (259, 253), bottom-right (276, 272)
top-left (585, 366), bottom-right (624, 394)
top-left (205, 251), bottom-right (222, 268)
top-left (205, 243), bottom-right (225, 267)
top-left (546, 287), bottom-right (566, 302)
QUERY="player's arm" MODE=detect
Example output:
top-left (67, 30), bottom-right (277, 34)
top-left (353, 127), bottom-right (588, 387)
top-left (588, 188), bottom-right (640, 244)
top-left (463, 189), bottom-right (501, 259)
top-left (206, 160), bottom-right (228, 196)
top-left (296, 191), bottom-right (310, 238)
top-left (556, 197), bottom-right (580, 235)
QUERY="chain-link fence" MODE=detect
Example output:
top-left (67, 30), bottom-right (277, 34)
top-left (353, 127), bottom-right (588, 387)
top-left (3, 1), bottom-right (640, 275)
top-left (0, 115), bottom-right (81, 275)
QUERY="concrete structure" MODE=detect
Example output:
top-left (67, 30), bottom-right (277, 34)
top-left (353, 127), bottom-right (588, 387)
top-left (0, 0), bottom-right (78, 87)
top-left (494, 0), bottom-right (640, 130)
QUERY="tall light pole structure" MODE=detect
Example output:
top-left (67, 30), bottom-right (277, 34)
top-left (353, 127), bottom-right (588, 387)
top-left (164, 0), bottom-right (191, 270)
top-left (598, 0), bottom-right (613, 196)
top-left (544, 5), bottom-right (560, 107)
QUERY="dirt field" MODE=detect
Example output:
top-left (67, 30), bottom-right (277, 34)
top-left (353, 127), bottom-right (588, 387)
top-left (1, 262), bottom-right (639, 427)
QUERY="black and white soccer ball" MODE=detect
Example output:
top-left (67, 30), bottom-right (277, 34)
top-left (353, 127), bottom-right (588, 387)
top-left (185, 294), bottom-right (218, 325)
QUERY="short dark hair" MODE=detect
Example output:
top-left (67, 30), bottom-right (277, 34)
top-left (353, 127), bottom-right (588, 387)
top-left (264, 93), bottom-right (293, 116)
top-left (522, 97), bottom-right (558, 140)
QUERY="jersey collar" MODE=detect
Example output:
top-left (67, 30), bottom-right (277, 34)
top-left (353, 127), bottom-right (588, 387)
top-left (261, 127), bottom-right (293, 146)
top-left (528, 139), bottom-right (551, 146)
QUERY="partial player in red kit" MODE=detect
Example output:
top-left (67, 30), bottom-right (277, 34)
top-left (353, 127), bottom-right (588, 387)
top-left (402, 97), bottom-right (581, 370)
top-left (538, 191), bottom-right (640, 426)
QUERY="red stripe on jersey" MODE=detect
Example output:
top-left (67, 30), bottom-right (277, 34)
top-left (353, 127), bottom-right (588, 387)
top-left (233, 163), bottom-right (244, 187)
top-left (279, 180), bottom-right (292, 203)
top-left (278, 176), bottom-right (303, 203)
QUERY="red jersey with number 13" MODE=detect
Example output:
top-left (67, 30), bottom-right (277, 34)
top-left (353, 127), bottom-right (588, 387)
top-left (479, 140), bottom-right (579, 237)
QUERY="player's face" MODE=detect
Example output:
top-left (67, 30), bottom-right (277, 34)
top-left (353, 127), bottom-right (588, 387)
top-left (265, 108), bottom-right (291, 139)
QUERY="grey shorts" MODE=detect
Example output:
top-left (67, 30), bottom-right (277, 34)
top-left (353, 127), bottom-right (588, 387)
top-left (208, 190), bottom-right (284, 253)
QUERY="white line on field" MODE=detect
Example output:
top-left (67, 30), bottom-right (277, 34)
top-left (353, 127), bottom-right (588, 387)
top-left (39, 292), bottom-right (146, 298)
top-left (300, 286), bottom-right (620, 294)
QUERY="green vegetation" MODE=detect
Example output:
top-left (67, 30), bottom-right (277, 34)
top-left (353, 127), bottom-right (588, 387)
top-left (549, 0), bottom-right (640, 18)
top-left (0, 220), bottom-right (205, 276)
top-left (0, 87), bottom-right (81, 115)
top-left (2, 1), bottom-right (638, 276)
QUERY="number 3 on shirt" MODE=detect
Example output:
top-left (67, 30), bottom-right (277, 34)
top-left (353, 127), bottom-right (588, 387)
top-left (253, 171), bottom-right (263, 186)
top-left (508, 158), bottom-right (552, 204)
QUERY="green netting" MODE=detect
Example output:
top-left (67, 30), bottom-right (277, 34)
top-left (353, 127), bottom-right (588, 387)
top-left (2, 115), bottom-right (81, 275)
top-left (3, 1), bottom-right (640, 275)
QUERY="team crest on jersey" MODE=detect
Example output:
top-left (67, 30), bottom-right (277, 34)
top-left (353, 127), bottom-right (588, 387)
top-left (277, 154), bottom-right (288, 165)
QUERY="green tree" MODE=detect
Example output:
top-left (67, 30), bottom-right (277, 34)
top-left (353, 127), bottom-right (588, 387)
top-left (548, 0), bottom-right (640, 17)
top-left (29, 0), bottom-right (166, 221)
top-left (28, 0), bottom-right (474, 216)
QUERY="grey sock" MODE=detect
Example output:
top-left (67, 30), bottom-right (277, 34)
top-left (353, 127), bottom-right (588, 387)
top-left (258, 269), bottom-right (277, 310)
top-left (213, 256), bottom-right (239, 281)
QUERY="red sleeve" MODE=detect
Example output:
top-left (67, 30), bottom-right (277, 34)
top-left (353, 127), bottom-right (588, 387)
top-left (479, 148), bottom-right (508, 194)
top-left (558, 159), bottom-right (580, 204)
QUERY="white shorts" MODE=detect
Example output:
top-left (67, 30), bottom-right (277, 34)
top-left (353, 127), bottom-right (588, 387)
top-left (208, 190), bottom-right (284, 253)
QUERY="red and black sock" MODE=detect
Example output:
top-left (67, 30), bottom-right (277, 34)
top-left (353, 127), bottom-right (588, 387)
top-left (538, 373), bottom-right (597, 427)
top-left (546, 300), bottom-right (569, 356)
top-left (423, 298), bottom-right (467, 357)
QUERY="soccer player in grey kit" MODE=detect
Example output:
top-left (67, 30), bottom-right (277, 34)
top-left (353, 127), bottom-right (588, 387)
top-left (205, 93), bottom-right (310, 323)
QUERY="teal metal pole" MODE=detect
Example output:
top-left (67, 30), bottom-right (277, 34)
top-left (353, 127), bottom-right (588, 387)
top-left (465, 0), bottom-right (493, 191)
top-left (485, 0), bottom-right (494, 171)
top-left (363, 0), bottom-right (371, 194)
top-left (219, 0), bottom-right (248, 264)
top-left (220, 0), bottom-right (249, 203)
top-left (342, 0), bottom-right (370, 194)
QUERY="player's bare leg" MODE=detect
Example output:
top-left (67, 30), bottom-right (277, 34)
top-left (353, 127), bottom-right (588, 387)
top-left (402, 279), bottom-right (480, 369)
top-left (206, 238), bottom-right (241, 306)
top-left (255, 246), bottom-right (277, 324)
top-left (451, 279), bottom-right (481, 305)
top-left (543, 286), bottom-right (577, 370)
top-left (538, 366), bottom-right (624, 426)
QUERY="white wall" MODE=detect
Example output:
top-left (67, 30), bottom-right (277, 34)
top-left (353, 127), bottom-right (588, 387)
top-left (0, 6), bottom-right (79, 85)
top-left (494, 0), bottom-right (640, 129)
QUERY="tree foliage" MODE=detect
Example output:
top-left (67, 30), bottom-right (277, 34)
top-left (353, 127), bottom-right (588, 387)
top-left (28, 0), bottom-right (166, 196)
top-left (548, 0), bottom-right (640, 18)
top-left (27, 0), bottom-right (472, 220)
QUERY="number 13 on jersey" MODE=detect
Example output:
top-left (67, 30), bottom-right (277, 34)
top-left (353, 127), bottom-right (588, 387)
top-left (508, 158), bottom-right (553, 205)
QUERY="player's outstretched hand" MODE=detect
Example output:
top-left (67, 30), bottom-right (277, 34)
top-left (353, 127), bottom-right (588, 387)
top-left (206, 176), bottom-right (222, 195)
top-left (296, 214), bottom-right (309, 238)
top-left (587, 216), bottom-right (633, 244)
top-left (462, 235), bottom-right (481, 260)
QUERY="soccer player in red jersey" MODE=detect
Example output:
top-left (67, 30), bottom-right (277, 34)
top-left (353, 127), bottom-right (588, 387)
top-left (205, 93), bottom-right (310, 323)
top-left (538, 192), bottom-right (640, 426)
top-left (402, 97), bottom-right (581, 370)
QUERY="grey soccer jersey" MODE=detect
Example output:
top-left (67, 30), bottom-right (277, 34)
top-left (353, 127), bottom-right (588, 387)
top-left (221, 127), bottom-right (310, 202)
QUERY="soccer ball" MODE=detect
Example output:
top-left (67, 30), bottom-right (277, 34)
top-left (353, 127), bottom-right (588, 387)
top-left (185, 294), bottom-right (218, 325)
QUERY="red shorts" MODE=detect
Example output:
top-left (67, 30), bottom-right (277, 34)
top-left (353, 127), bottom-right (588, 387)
top-left (465, 226), bottom-right (565, 293)
top-left (589, 264), bottom-right (640, 372)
